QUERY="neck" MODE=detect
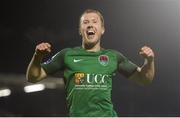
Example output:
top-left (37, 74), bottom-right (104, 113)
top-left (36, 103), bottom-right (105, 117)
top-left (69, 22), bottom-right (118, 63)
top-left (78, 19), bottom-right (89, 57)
top-left (82, 41), bottom-right (101, 52)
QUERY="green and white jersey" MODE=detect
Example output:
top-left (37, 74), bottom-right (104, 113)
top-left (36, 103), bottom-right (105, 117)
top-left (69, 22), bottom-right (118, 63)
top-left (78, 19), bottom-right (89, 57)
top-left (41, 47), bottom-right (137, 117)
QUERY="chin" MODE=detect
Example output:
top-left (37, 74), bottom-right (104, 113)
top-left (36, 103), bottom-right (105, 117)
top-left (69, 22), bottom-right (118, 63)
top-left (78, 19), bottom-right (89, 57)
top-left (87, 39), bottom-right (99, 44)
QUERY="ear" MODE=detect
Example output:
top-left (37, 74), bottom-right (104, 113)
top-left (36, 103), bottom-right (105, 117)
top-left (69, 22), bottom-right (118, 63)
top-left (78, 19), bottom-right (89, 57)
top-left (101, 27), bottom-right (105, 35)
top-left (79, 28), bottom-right (82, 35)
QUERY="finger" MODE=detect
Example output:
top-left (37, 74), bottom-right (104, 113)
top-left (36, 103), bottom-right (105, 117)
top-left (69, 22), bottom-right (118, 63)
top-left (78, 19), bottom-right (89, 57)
top-left (141, 47), bottom-right (150, 52)
top-left (36, 45), bottom-right (42, 50)
top-left (42, 44), bottom-right (48, 49)
top-left (145, 48), bottom-right (154, 56)
top-left (146, 51), bottom-right (152, 57)
top-left (144, 49), bottom-right (152, 55)
top-left (38, 45), bottom-right (47, 51)
top-left (141, 48), bottom-right (153, 56)
top-left (36, 42), bottom-right (52, 53)
top-left (45, 43), bottom-right (51, 48)
top-left (141, 46), bottom-right (148, 50)
top-left (140, 50), bottom-right (150, 57)
top-left (141, 46), bottom-right (152, 51)
top-left (46, 48), bottom-right (51, 52)
top-left (40, 45), bottom-right (46, 50)
top-left (143, 50), bottom-right (154, 59)
top-left (145, 50), bottom-right (154, 57)
top-left (140, 48), bottom-right (149, 54)
top-left (148, 51), bottom-right (154, 57)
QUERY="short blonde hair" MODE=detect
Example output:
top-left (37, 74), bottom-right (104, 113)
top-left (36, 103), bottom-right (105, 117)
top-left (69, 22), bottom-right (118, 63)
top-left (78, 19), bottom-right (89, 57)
top-left (79, 9), bottom-right (105, 34)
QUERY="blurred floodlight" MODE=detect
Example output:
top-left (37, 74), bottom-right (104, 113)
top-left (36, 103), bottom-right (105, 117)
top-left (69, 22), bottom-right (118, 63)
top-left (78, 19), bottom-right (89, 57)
top-left (45, 83), bottom-right (57, 89)
top-left (0, 89), bottom-right (11, 97)
top-left (24, 84), bottom-right (45, 93)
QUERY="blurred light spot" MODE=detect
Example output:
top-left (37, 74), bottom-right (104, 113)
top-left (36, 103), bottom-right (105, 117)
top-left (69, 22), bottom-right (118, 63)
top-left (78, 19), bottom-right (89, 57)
top-left (24, 84), bottom-right (45, 93)
top-left (45, 83), bottom-right (57, 89)
top-left (0, 89), bottom-right (11, 97)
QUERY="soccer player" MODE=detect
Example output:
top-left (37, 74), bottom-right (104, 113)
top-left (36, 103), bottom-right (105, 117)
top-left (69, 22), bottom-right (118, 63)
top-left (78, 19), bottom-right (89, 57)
top-left (26, 9), bottom-right (155, 117)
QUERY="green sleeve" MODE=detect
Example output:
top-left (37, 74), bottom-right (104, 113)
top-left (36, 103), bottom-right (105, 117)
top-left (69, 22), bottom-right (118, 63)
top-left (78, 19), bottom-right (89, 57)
top-left (41, 48), bottom-right (69, 74)
top-left (113, 50), bottom-right (138, 78)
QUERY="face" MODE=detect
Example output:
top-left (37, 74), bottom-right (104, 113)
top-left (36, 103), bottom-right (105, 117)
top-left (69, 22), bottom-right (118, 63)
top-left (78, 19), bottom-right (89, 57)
top-left (80, 12), bottom-right (105, 46)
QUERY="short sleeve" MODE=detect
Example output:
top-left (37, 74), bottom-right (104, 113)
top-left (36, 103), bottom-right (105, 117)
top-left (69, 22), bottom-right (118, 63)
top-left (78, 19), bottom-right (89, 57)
top-left (41, 48), bottom-right (69, 74)
top-left (113, 50), bottom-right (138, 78)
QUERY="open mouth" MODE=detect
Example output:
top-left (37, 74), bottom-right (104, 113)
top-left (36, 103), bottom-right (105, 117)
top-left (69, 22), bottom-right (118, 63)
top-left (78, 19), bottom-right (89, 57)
top-left (86, 30), bottom-right (96, 39)
top-left (87, 30), bottom-right (95, 35)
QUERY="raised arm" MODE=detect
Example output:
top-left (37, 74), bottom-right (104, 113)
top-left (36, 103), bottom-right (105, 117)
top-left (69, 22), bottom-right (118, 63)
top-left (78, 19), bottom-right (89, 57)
top-left (129, 46), bottom-right (155, 86)
top-left (26, 42), bottom-right (51, 83)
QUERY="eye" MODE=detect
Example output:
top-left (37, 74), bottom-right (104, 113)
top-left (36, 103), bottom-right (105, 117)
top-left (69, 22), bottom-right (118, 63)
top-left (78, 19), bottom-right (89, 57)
top-left (83, 20), bottom-right (89, 24)
top-left (93, 20), bottom-right (97, 23)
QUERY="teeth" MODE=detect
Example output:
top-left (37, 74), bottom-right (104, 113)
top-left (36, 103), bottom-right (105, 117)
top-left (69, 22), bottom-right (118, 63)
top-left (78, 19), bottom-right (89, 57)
top-left (87, 30), bottom-right (95, 35)
top-left (88, 31), bottom-right (94, 33)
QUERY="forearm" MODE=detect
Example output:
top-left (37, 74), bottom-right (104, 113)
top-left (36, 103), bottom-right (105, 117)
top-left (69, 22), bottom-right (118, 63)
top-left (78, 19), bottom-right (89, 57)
top-left (127, 46), bottom-right (155, 86)
top-left (139, 59), bottom-right (155, 81)
top-left (129, 59), bottom-right (155, 86)
top-left (26, 52), bottom-right (45, 83)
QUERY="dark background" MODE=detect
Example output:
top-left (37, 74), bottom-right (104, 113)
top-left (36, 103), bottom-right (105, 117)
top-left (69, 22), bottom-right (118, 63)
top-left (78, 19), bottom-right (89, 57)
top-left (0, 0), bottom-right (180, 116)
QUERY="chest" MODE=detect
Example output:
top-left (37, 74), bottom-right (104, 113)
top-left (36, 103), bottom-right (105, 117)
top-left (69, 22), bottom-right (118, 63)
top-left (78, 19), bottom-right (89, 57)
top-left (64, 51), bottom-right (118, 74)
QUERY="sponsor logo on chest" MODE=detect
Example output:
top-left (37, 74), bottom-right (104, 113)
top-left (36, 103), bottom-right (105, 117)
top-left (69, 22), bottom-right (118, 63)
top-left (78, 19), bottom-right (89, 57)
top-left (73, 72), bottom-right (113, 90)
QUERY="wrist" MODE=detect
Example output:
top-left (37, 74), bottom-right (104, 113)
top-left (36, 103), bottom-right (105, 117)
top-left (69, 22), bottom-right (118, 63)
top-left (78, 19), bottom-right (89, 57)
top-left (145, 58), bottom-right (154, 65)
top-left (34, 51), bottom-right (44, 60)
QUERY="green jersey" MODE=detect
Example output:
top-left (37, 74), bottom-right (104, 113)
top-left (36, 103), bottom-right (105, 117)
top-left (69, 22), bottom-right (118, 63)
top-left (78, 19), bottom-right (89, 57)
top-left (41, 47), bottom-right (137, 117)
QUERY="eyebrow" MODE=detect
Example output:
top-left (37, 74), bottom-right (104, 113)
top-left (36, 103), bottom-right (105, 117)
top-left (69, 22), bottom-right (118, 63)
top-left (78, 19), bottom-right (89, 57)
top-left (83, 17), bottom-right (98, 21)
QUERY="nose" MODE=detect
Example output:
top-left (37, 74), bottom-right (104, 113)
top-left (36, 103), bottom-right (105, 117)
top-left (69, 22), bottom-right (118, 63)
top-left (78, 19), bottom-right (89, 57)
top-left (87, 26), bottom-right (93, 29)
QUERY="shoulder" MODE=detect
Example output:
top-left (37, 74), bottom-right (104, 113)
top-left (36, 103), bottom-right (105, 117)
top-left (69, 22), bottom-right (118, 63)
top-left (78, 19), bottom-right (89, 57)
top-left (51, 48), bottom-right (72, 60)
top-left (54, 47), bottom-right (82, 56)
top-left (54, 48), bottom-right (71, 55)
top-left (104, 49), bottom-right (128, 62)
top-left (105, 49), bottom-right (124, 57)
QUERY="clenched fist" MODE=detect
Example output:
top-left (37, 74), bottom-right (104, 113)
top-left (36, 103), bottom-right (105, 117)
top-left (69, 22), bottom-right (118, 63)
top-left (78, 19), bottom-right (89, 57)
top-left (139, 46), bottom-right (154, 62)
top-left (35, 42), bottom-right (52, 56)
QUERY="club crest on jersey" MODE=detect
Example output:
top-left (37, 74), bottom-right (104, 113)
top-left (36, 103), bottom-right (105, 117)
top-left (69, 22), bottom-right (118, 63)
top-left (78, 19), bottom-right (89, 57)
top-left (98, 55), bottom-right (109, 66)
